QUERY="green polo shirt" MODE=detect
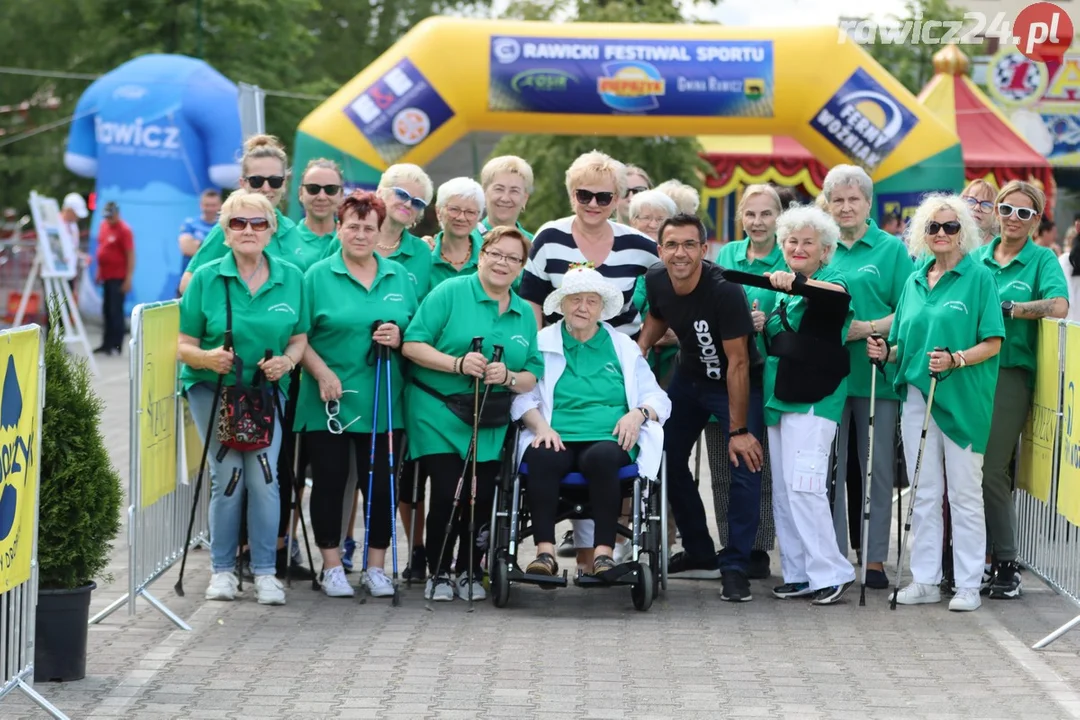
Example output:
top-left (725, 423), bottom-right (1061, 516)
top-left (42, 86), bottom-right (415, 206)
top-left (293, 252), bottom-right (418, 435)
top-left (185, 209), bottom-right (304, 276)
top-left (829, 219), bottom-right (914, 401)
top-left (551, 324), bottom-right (634, 458)
top-left (403, 274), bottom-right (544, 462)
top-left (718, 237), bottom-right (786, 360)
top-left (889, 254), bottom-right (1005, 454)
top-left (974, 236), bottom-right (1069, 379)
top-left (294, 221), bottom-right (336, 273)
top-left (479, 217), bottom-right (535, 241)
top-left (323, 229), bottom-right (433, 300)
top-left (179, 252), bottom-right (308, 393)
top-left (432, 229), bottom-right (523, 292)
top-left (763, 265), bottom-right (854, 427)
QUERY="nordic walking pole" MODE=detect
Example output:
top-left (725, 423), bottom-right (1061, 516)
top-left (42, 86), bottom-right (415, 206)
top-left (467, 344), bottom-right (503, 612)
top-left (891, 349), bottom-right (945, 611)
top-left (383, 322), bottom-right (402, 606)
top-left (860, 333), bottom-right (886, 607)
top-left (406, 459), bottom-right (419, 589)
top-left (360, 321), bottom-right (384, 603)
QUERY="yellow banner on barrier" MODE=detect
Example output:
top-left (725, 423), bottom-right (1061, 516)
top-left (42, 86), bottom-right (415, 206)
top-left (0, 327), bottom-right (41, 590)
top-left (1018, 320), bottom-right (1060, 503)
top-left (1058, 323), bottom-right (1080, 526)
top-left (139, 304), bottom-right (179, 509)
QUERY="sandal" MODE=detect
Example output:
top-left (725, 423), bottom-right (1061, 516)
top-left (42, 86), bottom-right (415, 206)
top-left (526, 552), bottom-right (559, 577)
top-left (592, 554), bottom-right (616, 576)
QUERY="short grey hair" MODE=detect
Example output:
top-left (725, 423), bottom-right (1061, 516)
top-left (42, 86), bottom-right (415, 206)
top-left (629, 190), bottom-right (678, 221)
top-left (822, 164), bottom-right (874, 204)
top-left (776, 205), bottom-right (841, 264)
top-left (435, 177), bottom-right (485, 211)
top-left (906, 194), bottom-right (982, 258)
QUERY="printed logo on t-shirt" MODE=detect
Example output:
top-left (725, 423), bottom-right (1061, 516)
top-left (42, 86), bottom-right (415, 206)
top-left (267, 303), bottom-right (296, 314)
top-left (693, 320), bottom-right (723, 380)
top-left (603, 362), bottom-right (619, 375)
top-left (943, 300), bottom-right (968, 314)
top-left (511, 334), bottom-right (529, 348)
top-left (407, 272), bottom-right (418, 285)
top-left (1005, 280), bottom-right (1032, 293)
top-left (383, 293), bottom-right (404, 302)
top-left (857, 264), bottom-right (880, 276)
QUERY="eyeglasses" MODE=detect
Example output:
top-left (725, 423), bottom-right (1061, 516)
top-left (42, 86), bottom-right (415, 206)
top-left (963, 196), bottom-right (994, 213)
top-left (303, 183), bottom-right (341, 196)
top-left (392, 187), bottom-right (428, 212)
top-left (625, 186), bottom-right (649, 198)
top-left (574, 189), bottom-right (615, 207)
top-left (926, 220), bottom-right (961, 236)
top-left (245, 175), bottom-right (285, 189)
top-left (483, 250), bottom-right (524, 266)
top-left (326, 390), bottom-right (361, 434)
top-left (445, 205), bottom-right (480, 220)
top-left (660, 240), bottom-right (701, 253)
top-left (997, 203), bottom-right (1038, 222)
top-left (228, 217), bottom-right (271, 232)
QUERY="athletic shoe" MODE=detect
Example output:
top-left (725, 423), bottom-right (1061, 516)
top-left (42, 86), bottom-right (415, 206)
top-left (362, 568), bottom-right (395, 598)
top-left (893, 582), bottom-right (941, 605)
top-left (341, 537), bottom-right (356, 573)
top-left (811, 580), bottom-right (854, 606)
top-left (403, 547), bottom-right (427, 583)
top-left (949, 566), bottom-right (994, 595)
top-left (772, 581), bottom-right (813, 599)
top-left (949, 588), bottom-right (981, 612)
top-left (425, 573), bottom-right (455, 602)
top-left (254, 575), bottom-right (286, 605)
top-left (557, 530), bottom-right (575, 558)
top-left (288, 536), bottom-right (303, 566)
top-left (667, 551), bottom-right (721, 579)
top-left (205, 572), bottom-right (239, 601)
top-left (720, 570), bottom-right (752, 602)
top-left (455, 572), bottom-right (487, 601)
top-left (275, 546), bottom-right (315, 581)
top-left (321, 566), bottom-right (355, 598)
top-left (747, 550), bottom-right (771, 580)
top-left (864, 568), bottom-right (889, 590)
top-left (989, 561), bottom-right (1022, 599)
top-left (237, 550), bottom-right (254, 582)
top-left (613, 537), bottom-right (632, 565)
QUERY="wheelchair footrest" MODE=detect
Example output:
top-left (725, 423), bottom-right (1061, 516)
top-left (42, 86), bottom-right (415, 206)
top-left (508, 565), bottom-right (569, 587)
top-left (573, 562), bottom-right (643, 587)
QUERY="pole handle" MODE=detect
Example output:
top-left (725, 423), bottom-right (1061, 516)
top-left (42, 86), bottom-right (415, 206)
top-left (869, 332), bottom-right (887, 374)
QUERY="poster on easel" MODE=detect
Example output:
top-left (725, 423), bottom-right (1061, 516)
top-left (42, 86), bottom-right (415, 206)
top-left (28, 191), bottom-right (79, 280)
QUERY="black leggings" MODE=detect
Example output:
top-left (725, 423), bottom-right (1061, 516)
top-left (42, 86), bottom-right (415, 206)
top-left (421, 454), bottom-right (498, 576)
top-left (524, 440), bottom-right (631, 549)
top-left (306, 431), bottom-right (404, 550)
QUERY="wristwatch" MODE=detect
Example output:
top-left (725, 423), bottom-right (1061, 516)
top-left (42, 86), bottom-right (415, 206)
top-left (506, 370), bottom-right (517, 387)
top-left (730, 427), bottom-right (750, 436)
top-left (1001, 300), bottom-right (1015, 319)
top-left (638, 407), bottom-right (650, 423)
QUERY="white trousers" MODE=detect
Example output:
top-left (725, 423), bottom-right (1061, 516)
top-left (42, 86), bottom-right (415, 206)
top-left (768, 411), bottom-right (856, 590)
top-left (900, 385), bottom-right (987, 590)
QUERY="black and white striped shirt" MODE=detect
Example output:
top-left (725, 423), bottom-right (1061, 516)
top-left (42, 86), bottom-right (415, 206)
top-left (518, 217), bottom-right (661, 336)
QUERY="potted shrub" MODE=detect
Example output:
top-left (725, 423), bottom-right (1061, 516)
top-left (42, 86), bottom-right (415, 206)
top-left (35, 316), bottom-right (122, 682)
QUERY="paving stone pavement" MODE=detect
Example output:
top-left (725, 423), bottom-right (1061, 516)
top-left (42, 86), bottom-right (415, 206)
top-left (8, 349), bottom-right (1080, 719)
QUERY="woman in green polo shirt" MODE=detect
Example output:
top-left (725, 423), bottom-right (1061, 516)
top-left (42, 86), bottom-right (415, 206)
top-left (868, 194), bottom-right (1005, 613)
top-left (179, 134), bottom-right (304, 294)
top-left (178, 190), bottom-right (309, 607)
top-left (294, 191), bottom-right (417, 600)
top-left (430, 176), bottom-right (487, 289)
top-left (973, 180), bottom-right (1069, 600)
top-left (477, 155), bottom-right (535, 241)
top-left (402, 226), bottom-right (543, 602)
top-left (758, 205), bottom-right (856, 606)
top-left (294, 158), bottom-right (344, 271)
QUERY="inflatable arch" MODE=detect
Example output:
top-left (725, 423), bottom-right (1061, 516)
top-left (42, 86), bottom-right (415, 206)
top-left (292, 18), bottom-right (964, 218)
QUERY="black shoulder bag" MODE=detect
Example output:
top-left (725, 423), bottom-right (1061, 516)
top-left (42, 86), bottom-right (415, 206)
top-left (216, 275), bottom-right (276, 451)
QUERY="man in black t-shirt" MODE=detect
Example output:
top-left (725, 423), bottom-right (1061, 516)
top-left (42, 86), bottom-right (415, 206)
top-left (638, 214), bottom-right (765, 602)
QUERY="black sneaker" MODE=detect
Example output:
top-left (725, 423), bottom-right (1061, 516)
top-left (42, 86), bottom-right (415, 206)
top-left (668, 551), bottom-right (720, 579)
top-left (720, 570), bottom-right (752, 602)
top-left (275, 546), bottom-right (315, 581)
top-left (747, 550), bottom-right (771, 580)
top-left (557, 530), bottom-right (575, 558)
top-left (989, 561), bottom-right (1022, 599)
top-left (403, 547), bottom-right (427, 582)
top-left (864, 568), bottom-right (889, 589)
top-left (811, 580), bottom-right (854, 606)
top-left (772, 581), bottom-right (813, 599)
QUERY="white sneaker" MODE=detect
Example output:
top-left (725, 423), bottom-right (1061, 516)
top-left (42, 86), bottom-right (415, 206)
top-left (363, 568), bottom-right (395, 598)
top-left (321, 566), bottom-right (355, 598)
top-left (254, 574), bottom-right (286, 605)
top-left (612, 538), bottom-right (632, 565)
top-left (949, 588), bottom-right (981, 612)
top-left (425, 573), bottom-right (455, 602)
top-left (893, 582), bottom-right (941, 605)
top-left (205, 572), bottom-right (238, 601)
top-left (455, 572), bottom-right (486, 601)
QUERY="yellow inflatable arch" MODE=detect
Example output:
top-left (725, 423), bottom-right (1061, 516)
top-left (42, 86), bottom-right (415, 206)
top-left (291, 17), bottom-right (964, 217)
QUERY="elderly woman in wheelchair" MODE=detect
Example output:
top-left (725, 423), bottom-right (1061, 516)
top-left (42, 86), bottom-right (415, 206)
top-left (494, 267), bottom-right (670, 605)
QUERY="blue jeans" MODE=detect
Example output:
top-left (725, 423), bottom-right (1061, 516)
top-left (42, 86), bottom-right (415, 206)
top-left (664, 369), bottom-right (764, 573)
top-left (187, 382), bottom-right (283, 576)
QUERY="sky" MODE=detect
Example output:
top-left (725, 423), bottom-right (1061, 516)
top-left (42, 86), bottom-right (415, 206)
top-left (686, 0), bottom-right (910, 25)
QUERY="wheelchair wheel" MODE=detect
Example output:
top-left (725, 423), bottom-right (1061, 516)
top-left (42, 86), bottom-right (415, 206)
top-left (491, 556), bottom-right (511, 608)
top-left (631, 563), bottom-right (654, 611)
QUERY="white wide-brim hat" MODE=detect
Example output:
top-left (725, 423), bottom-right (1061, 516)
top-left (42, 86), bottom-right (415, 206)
top-left (542, 266), bottom-right (624, 322)
top-left (62, 193), bottom-right (88, 219)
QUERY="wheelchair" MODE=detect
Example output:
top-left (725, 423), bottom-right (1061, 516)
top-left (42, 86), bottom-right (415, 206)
top-left (487, 423), bottom-right (669, 611)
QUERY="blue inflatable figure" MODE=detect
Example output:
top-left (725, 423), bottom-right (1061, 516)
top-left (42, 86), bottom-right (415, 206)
top-left (65, 54), bottom-right (243, 308)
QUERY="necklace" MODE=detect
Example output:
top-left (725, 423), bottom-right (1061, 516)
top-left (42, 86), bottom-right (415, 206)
top-left (440, 239), bottom-right (471, 266)
top-left (376, 232), bottom-right (402, 252)
top-left (241, 256), bottom-right (264, 283)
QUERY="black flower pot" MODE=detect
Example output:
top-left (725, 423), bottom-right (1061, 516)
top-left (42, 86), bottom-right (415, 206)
top-left (34, 582), bottom-right (96, 682)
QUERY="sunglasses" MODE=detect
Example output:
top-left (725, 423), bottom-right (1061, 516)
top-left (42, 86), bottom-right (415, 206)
top-left (574, 189), bottom-right (615, 207)
top-left (303, 183), bottom-right (341, 196)
top-left (926, 220), bottom-right (961, 236)
top-left (392, 186), bottom-right (428, 212)
top-left (997, 203), bottom-right (1038, 222)
top-left (326, 390), bottom-right (361, 435)
top-left (228, 217), bottom-right (271, 232)
top-left (245, 175), bottom-right (285, 189)
top-left (963, 196), bottom-right (994, 213)
top-left (625, 185), bottom-right (649, 198)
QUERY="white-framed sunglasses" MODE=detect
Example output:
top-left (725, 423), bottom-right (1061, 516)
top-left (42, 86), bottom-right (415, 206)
top-left (326, 390), bottom-right (361, 434)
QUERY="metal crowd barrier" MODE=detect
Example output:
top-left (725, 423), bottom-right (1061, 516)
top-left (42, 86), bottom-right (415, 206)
top-left (1014, 318), bottom-right (1080, 650)
top-left (89, 301), bottom-right (209, 631)
top-left (0, 326), bottom-right (68, 718)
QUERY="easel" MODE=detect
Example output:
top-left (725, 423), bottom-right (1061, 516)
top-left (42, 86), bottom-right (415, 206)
top-left (14, 191), bottom-right (98, 375)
